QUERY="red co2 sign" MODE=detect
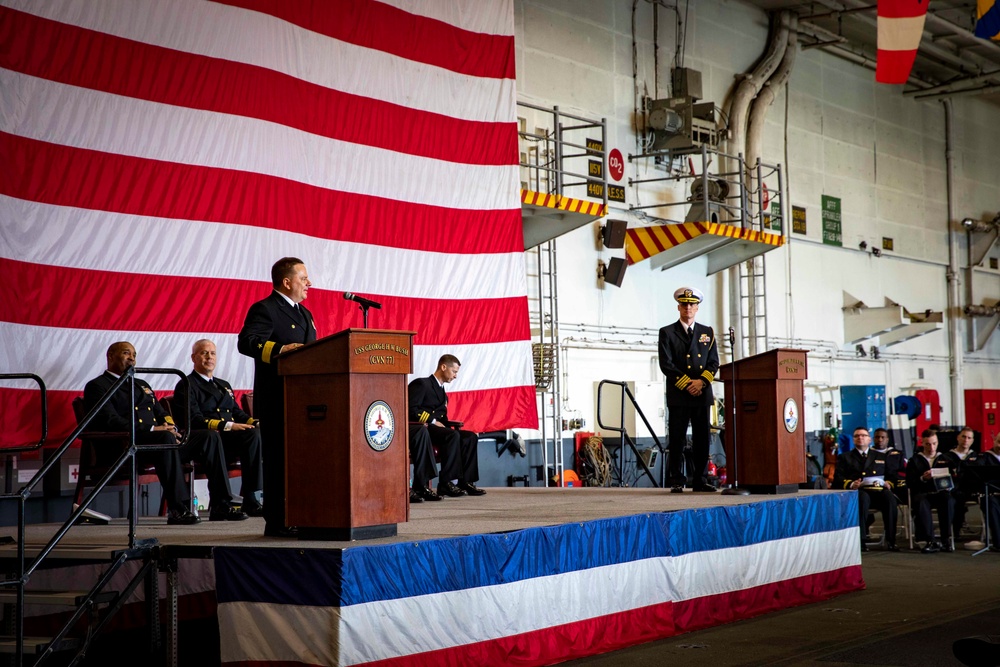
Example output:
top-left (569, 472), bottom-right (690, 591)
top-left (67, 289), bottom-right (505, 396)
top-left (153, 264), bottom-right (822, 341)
top-left (608, 148), bottom-right (624, 182)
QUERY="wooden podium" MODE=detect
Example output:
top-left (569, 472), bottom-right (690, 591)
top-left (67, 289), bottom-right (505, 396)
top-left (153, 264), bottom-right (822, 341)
top-left (278, 329), bottom-right (414, 540)
top-left (719, 349), bottom-right (808, 494)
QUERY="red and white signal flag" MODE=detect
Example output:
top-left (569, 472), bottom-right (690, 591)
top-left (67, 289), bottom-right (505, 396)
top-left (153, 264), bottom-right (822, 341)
top-left (876, 0), bottom-right (930, 84)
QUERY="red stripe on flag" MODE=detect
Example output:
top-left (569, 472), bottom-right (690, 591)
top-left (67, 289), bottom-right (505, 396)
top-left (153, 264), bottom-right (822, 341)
top-left (878, 0), bottom-right (930, 19)
top-left (0, 389), bottom-right (77, 449)
top-left (876, 48), bottom-right (918, 84)
top-left (212, 0), bottom-right (516, 79)
top-left (348, 566), bottom-right (863, 667)
top-left (0, 260), bottom-right (530, 346)
top-left (448, 386), bottom-right (537, 432)
top-left (0, 133), bottom-right (523, 255)
top-left (0, 385), bottom-right (538, 448)
top-left (0, 7), bottom-right (516, 167)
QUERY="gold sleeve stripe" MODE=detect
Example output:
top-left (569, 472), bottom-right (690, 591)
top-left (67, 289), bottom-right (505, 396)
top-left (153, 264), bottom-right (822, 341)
top-left (248, 418), bottom-right (257, 426)
top-left (702, 370), bottom-right (715, 383)
top-left (164, 415), bottom-right (175, 426)
top-left (207, 419), bottom-right (223, 431)
top-left (418, 411), bottom-right (430, 423)
top-left (675, 375), bottom-right (691, 390)
top-left (262, 341), bottom-right (277, 364)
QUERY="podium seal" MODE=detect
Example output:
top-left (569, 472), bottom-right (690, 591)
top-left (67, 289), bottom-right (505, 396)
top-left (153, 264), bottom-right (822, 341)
top-left (783, 398), bottom-right (799, 433)
top-left (365, 400), bottom-right (395, 451)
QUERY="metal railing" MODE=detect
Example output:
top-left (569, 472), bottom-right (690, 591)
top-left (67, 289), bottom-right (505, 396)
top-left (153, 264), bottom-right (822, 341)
top-left (628, 144), bottom-right (785, 235)
top-left (0, 365), bottom-right (187, 666)
top-left (596, 380), bottom-right (663, 488)
top-left (518, 101), bottom-right (609, 208)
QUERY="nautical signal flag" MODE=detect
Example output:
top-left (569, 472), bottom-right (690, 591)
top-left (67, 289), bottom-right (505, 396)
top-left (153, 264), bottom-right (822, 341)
top-left (976, 0), bottom-right (1000, 40)
top-left (876, 0), bottom-right (930, 84)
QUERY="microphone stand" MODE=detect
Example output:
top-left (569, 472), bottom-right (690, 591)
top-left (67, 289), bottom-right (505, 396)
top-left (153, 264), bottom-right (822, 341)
top-left (721, 327), bottom-right (750, 496)
top-left (357, 303), bottom-right (371, 329)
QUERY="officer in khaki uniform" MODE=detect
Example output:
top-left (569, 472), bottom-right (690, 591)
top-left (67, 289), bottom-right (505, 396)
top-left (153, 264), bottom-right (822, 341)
top-left (658, 287), bottom-right (719, 492)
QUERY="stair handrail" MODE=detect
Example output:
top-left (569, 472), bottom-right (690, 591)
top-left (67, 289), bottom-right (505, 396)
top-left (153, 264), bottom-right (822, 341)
top-left (0, 374), bottom-right (48, 455)
top-left (0, 366), bottom-right (187, 666)
top-left (596, 380), bottom-right (663, 487)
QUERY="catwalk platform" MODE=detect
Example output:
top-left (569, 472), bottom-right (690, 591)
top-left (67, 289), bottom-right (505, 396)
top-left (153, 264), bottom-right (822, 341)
top-left (5, 488), bottom-right (864, 666)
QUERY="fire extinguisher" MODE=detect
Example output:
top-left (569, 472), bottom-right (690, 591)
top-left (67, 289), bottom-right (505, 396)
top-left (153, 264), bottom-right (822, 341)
top-left (707, 460), bottom-right (717, 478)
top-left (717, 465), bottom-right (728, 486)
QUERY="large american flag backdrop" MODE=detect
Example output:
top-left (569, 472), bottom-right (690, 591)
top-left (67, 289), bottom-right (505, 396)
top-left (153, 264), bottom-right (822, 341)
top-left (0, 0), bottom-right (537, 448)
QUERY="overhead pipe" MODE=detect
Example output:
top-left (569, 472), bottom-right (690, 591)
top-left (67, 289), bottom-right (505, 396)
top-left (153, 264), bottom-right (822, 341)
top-left (942, 98), bottom-right (964, 425)
top-left (746, 16), bottom-right (798, 197)
top-left (809, 0), bottom-right (1000, 80)
top-left (903, 70), bottom-right (1000, 98)
top-left (724, 10), bottom-right (791, 359)
top-left (914, 84), bottom-right (1000, 102)
top-left (743, 18), bottom-right (798, 357)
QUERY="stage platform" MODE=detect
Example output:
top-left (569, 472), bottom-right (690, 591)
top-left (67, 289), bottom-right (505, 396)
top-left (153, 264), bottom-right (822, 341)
top-left (4, 488), bottom-right (864, 666)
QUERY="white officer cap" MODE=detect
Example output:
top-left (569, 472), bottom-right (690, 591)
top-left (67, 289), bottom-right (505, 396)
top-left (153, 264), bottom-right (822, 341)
top-left (673, 287), bottom-right (704, 304)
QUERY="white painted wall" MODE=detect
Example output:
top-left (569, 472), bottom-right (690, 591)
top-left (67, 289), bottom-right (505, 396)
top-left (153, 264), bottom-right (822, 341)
top-left (514, 0), bottom-right (1000, 437)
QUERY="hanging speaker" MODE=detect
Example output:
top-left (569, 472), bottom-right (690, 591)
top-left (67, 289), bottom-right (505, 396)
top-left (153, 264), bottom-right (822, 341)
top-left (601, 219), bottom-right (628, 249)
top-left (604, 257), bottom-right (627, 287)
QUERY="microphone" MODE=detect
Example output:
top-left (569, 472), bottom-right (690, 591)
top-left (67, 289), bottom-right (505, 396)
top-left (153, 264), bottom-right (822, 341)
top-left (343, 292), bottom-right (382, 309)
top-left (728, 326), bottom-right (735, 348)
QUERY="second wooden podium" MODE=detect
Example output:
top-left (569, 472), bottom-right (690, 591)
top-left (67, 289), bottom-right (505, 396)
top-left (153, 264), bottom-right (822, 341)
top-left (719, 349), bottom-right (808, 494)
top-left (278, 329), bottom-right (414, 540)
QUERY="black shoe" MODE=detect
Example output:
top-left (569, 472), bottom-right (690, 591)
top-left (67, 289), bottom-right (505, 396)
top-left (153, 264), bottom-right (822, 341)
top-left (409, 489), bottom-right (424, 504)
top-left (264, 525), bottom-right (298, 538)
top-left (693, 484), bottom-right (717, 493)
top-left (942, 544), bottom-right (955, 553)
top-left (415, 486), bottom-right (442, 502)
top-left (437, 482), bottom-right (466, 498)
top-left (921, 542), bottom-right (941, 554)
top-left (458, 482), bottom-right (486, 496)
top-left (242, 503), bottom-right (264, 517)
top-left (886, 542), bottom-right (900, 552)
top-left (953, 635), bottom-right (1000, 667)
top-left (670, 486), bottom-right (684, 494)
top-left (167, 510), bottom-right (201, 526)
top-left (210, 505), bottom-right (249, 522)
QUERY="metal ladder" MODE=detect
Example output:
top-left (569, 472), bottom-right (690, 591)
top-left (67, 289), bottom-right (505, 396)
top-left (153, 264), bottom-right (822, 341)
top-left (739, 254), bottom-right (769, 358)
top-left (526, 241), bottom-right (563, 486)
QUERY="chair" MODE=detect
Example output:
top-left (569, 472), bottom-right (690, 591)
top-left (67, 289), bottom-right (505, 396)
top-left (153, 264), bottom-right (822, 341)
top-left (159, 395), bottom-right (243, 510)
top-left (240, 391), bottom-right (253, 418)
top-left (71, 397), bottom-right (166, 517)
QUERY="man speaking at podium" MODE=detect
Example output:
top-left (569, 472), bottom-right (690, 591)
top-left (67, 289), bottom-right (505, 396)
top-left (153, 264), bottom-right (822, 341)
top-left (658, 287), bottom-right (719, 493)
top-left (238, 257), bottom-right (316, 537)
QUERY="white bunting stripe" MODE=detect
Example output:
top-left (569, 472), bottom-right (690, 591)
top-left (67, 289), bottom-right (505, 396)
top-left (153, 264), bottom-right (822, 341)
top-left (216, 528), bottom-right (859, 665)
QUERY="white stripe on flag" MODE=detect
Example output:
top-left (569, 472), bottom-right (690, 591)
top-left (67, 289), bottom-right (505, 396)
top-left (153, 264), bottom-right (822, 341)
top-left (878, 15), bottom-right (927, 51)
top-left (1, 0), bottom-right (515, 122)
top-left (377, 0), bottom-right (515, 36)
top-left (0, 323), bottom-right (533, 394)
top-left (0, 196), bottom-right (528, 301)
top-left (0, 71), bottom-right (519, 212)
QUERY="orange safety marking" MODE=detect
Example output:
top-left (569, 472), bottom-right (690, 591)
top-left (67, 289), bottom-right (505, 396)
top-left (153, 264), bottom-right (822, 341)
top-left (520, 189), bottom-right (607, 218)
top-left (625, 222), bottom-right (784, 265)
